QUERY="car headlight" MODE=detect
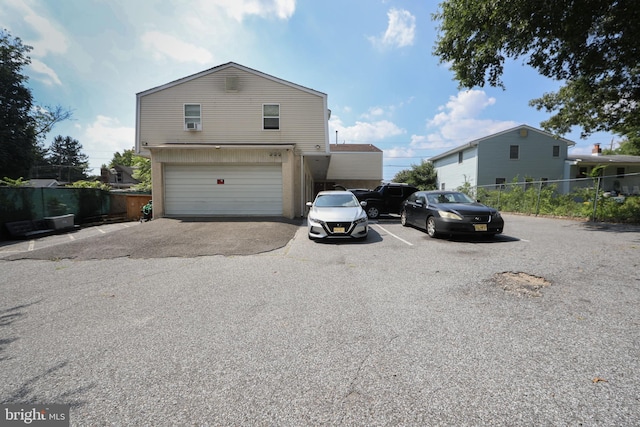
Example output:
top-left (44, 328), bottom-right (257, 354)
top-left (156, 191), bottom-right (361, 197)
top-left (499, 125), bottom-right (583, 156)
top-left (308, 215), bottom-right (324, 225)
top-left (354, 216), bottom-right (367, 224)
top-left (492, 211), bottom-right (502, 219)
top-left (439, 211), bottom-right (463, 220)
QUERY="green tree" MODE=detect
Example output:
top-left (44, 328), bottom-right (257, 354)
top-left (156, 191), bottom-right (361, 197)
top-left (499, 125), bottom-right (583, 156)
top-left (47, 135), bottom-right (89, 182)
top-left (109, 148), bottom-right (136, 167)
top-left (131, 156), bottom-right (151, 192)
top-left (432, 1), bottom-right (640, 139)
top-left (392, 160), bottom-right (438, 190)
top-left (0, 29), bottom-right (36, 179)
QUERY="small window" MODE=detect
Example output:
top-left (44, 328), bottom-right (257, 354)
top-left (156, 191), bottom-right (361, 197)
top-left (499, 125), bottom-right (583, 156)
top-left (184, 104), bottom-right (201, 130)
top-left (440, 183), bottom-right (445, 190)
top-left (495, 178), bottom-right (506, 189)
top-left (552, 145), bottom-right (560, 157)
top-left (617, 167), bottom-right (625, 178)
top-left (263, 104), bottom-right (280, 130)
top-left (510, 145), bottom-right (519, 160)
top-left (387, 186), bottom-right (402, 197)
top-left (458, 151), bottom-right (463, 164)
top-left (541, 177), bottom-right (548, 187)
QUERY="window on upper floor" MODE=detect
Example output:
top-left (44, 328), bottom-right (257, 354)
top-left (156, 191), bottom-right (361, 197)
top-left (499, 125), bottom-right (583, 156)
top-left (458, 151), bottom-right (463, 163)
top-left (184, 104), bottom-right (201, 131)
top-left (510, 145), bottom-right (519, 160)
top-left (553, 145), bottom-right (560, 157)
top-left (263, 104), bottom-right (280, 130)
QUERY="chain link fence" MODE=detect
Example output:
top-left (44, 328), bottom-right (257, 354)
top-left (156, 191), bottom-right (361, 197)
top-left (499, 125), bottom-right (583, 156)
top-left (463, 172), bottom-right (640, 223)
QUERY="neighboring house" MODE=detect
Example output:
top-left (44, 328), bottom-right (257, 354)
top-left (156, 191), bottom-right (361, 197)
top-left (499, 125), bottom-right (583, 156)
top-left (567, 144), bottom-right (640, 195)
top-left (430, 125), bottom-right (576, 191)
top-left (135, 62), bottom-right (382, 218)
top-left (100, 165), bottom-right (140, 189)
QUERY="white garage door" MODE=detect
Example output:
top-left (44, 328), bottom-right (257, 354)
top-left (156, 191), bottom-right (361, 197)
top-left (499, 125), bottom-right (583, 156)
top-left (164, 165), bottom-right (283, 216)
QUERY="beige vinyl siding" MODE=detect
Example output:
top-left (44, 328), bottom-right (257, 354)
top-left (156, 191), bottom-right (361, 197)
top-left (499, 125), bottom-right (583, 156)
top-left (326, 152), bottom-right (383, 180)
top-left (138, 67), bottom-right (327, 153)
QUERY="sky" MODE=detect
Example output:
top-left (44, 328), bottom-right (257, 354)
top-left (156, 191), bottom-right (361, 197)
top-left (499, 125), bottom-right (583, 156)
top-left (2, 0), bottom-right (619, 180)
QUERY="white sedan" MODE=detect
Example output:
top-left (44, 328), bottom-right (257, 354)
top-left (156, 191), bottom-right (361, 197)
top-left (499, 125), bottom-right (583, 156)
top-left (306, 191), bottom-right (369, 240)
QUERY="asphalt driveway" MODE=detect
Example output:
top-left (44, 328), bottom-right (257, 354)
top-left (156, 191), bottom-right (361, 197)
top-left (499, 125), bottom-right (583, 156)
top-left (1, 214), bottom-right (640, 425)
top-left (0, 217), bottom-right (303, 261)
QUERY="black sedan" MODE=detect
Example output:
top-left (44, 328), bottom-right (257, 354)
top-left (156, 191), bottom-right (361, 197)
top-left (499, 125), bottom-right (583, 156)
top-left (400, 191), bottom-right (504, 238)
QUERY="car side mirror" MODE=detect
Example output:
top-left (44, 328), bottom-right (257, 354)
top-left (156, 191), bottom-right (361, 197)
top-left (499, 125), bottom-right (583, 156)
top-left (415, 199), bottom-right (424, 206)
top-left (306, 201), bottom-right (313, 207)
top-left (360, 201), bottom-right (367, 207)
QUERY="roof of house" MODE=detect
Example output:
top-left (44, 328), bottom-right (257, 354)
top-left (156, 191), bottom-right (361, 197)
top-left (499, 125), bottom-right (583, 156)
top-left (567, 154), bottom-right (640, 164)
top-left (136, 62), bottom-right (326, 98)
top-left (330, 144), bottom-right (382, 153)
top-left (429, 124), bottom-right (576, 162)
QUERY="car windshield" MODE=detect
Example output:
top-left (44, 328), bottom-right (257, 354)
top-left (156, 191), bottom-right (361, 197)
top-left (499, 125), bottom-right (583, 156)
top-left (315, 194), bottom-right (359, 207)
top-left (429, 192), bottom-right (475, 204)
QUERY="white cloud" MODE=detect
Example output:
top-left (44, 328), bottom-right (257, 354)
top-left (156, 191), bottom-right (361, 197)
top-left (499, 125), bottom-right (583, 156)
top-left (205, 0), bottom-right (296, 21)
top-left (369, 8), bottom-right (416, 49)
top-left (29, 58), bottom-right (62, 86)
top-left (411, 90), bottom-right (518, 149)
top-left (4, 0), bottom-right (68, 85)
top-left (385, 146), bottom-right (415, 159)
top-left (142, 31), bottom-right (214, 64)
top-left (82, 116), bottom-right (135, 169)
top-left (330, 115), bottom-right (405, 143)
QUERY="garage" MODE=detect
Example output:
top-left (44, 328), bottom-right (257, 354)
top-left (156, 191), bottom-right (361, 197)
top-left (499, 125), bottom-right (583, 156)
top-left (164, 164), bottom-right (283, 216)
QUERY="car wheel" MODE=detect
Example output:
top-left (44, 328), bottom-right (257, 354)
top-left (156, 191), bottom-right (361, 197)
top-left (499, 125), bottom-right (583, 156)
top-left (366, 205), bottom-right (380, 219)
top-left (400, 210), bottom-right (408, 226)
top-left (426, 216), bottom-right (439, 238)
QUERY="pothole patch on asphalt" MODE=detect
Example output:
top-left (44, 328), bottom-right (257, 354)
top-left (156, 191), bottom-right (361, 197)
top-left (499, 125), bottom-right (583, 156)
top-left (491, 271), bottom-right (551, 297)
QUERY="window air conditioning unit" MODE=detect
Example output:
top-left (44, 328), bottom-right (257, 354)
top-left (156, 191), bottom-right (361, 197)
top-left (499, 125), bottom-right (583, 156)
top-left (186, 122), bottom-right (200, 130)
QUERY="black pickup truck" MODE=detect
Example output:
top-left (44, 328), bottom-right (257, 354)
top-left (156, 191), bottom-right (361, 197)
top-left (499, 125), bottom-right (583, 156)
top-left (351, 183), bottom-right (418, 219)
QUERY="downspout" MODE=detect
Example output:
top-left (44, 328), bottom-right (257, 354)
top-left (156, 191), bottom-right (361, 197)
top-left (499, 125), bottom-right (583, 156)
top-left (300, 154), bottom-right (305, 217)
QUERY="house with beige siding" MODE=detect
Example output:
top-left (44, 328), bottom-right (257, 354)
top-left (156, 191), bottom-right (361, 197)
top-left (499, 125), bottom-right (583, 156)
top-left (135, 62), bottom-right (382, 218)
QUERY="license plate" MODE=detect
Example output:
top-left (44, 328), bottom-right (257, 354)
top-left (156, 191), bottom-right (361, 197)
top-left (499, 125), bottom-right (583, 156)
top-left (333, 227), bottom-right (346, 233)
top-left (474, 224), bottom-right (487, 231)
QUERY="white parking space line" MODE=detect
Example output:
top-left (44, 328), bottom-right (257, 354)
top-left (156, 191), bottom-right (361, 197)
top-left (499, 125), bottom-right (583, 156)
top-left (97, 228), bottom-right (106, 234)
top-left (373, 224), bottom-right (414, 246)
top-left (28, 240), bottom-right (35, 251)
top-left (68, 234), bottom-right (75, 240)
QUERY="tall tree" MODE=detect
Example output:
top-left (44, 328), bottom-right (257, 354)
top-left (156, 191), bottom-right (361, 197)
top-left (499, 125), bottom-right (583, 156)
top-left (109, 148), bottom-right (136, 167)
top-left (47, 135), bottom-right (89, 182)
top-left (433, 0), bottom-right (640, 139)
top-left (392, 160), bottom-right (438, 190)
top-left (0, 29), bottom-right (36, 179)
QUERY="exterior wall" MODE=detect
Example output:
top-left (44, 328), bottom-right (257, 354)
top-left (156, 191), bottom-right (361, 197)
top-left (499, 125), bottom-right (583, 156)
top-left (433, 146), bottom-right (478, 190)
top-left (137, 65), bottom-right (328, 156)
top-left (136, 64), bottom-right (331, 219)
top-left (477, 128), bottom-right (567, 186)
top-left (568, 163), bottom-right (640, 194)
top-left (326, 152), bottom-right (383, 180)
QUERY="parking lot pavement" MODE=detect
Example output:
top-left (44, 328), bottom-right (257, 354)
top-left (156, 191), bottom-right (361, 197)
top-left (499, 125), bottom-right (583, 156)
top-left (0, 217), bottom-right (303, 260)
top-left (1, 214), bottom-right (640, 425)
